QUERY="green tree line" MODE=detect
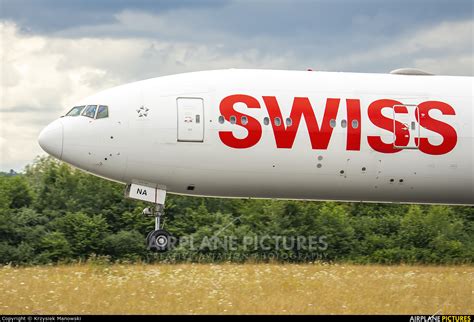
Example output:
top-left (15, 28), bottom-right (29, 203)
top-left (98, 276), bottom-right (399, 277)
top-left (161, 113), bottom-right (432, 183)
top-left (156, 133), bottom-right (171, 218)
top-left (0, 157), bottom-right (472, 265)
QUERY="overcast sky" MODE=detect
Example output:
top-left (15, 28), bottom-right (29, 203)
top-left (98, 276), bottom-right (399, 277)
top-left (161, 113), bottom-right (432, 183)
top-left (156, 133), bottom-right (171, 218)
top-left (1, 0), bottom-right (473, 171)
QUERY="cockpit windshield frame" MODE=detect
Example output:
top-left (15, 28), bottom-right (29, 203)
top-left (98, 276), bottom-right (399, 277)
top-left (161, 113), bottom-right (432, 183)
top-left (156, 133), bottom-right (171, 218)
top-left (82, 105), bottom-right (98, 118)
top-left (65, 104), bottom-right (109, 119)
top-left (65, 105), bottom-right (86, 117)
top-left (96, 105), bottom-right (109, 119)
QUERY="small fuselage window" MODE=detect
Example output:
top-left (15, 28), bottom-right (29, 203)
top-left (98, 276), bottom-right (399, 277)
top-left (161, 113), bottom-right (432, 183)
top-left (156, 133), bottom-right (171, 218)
top-left (96, 105), bottom-right (109, 119)
top-left (352, 119), bottom-right (359, 129)
top-left (82, 105), bottom-right (98, 118)
top-left (66, 106), bottom-right (86, 116)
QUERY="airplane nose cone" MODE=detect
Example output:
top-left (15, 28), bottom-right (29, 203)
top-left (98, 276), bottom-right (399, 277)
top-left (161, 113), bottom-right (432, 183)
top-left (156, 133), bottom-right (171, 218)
top-left (38, 119), bottom-right (63, 160)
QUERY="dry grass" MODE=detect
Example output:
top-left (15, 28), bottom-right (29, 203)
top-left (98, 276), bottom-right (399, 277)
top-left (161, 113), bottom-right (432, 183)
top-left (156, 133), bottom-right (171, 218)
top-left (0, 263), bottom-right (471, 314)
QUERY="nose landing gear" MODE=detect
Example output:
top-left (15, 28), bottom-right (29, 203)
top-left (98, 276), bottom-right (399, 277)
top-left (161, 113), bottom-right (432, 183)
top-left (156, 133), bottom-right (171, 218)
top-left (144, 204), bottom-right (172, 252)
top-left (125, 183), bottom-right (173, 252)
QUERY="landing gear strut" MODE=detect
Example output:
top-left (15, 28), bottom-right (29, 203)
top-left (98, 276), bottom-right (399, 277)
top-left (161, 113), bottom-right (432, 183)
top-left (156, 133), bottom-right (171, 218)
top-left (145, 204), bottom-right (172, 252)
top-left (124, 183), bottom-right (172, 252)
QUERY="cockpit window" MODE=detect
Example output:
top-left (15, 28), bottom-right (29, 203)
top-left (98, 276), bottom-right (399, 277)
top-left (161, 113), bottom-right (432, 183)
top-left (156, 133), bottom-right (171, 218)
top-left (82, 105), bottom-right (97, 118)
top-left (66, 106), bottom-right (85, 116)
top-left (96, 105), bottom-right (109, 119)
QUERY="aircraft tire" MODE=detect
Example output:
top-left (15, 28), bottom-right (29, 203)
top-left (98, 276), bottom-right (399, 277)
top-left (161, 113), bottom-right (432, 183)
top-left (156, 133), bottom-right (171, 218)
top-left (147, 229), bottom-right (171, 252)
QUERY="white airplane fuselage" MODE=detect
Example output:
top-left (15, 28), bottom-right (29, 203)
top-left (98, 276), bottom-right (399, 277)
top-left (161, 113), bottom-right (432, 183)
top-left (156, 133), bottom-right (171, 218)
top-left (39, 69), bottom-right (474, 205)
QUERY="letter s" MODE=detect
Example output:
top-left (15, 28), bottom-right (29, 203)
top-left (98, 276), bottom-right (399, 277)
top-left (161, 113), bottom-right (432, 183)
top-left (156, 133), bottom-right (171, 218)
top-left (218, 94), bottom-right (262, 148)
top-left (416, 101), bottom-right (457, 155)
top-left (367, 99), bottom-right (408, 153)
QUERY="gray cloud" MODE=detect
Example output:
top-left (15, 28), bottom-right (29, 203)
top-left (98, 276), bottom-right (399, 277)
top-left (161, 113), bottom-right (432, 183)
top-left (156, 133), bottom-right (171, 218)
top-left (2, 0), bottom-right (471, 38)
top-left (26, 0), bottom-right (472, 72)
top-left (0, 0), bottom-right (228, 33)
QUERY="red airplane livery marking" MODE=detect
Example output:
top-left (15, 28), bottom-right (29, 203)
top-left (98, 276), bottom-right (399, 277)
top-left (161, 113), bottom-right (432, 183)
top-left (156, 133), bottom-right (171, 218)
top-left (218, 94), bottom-right (457, 155)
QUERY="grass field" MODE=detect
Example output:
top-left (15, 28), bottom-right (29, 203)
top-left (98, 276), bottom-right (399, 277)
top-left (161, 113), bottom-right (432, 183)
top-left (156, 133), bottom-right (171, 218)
top-left (0, 263), bottom-right (471, 314)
